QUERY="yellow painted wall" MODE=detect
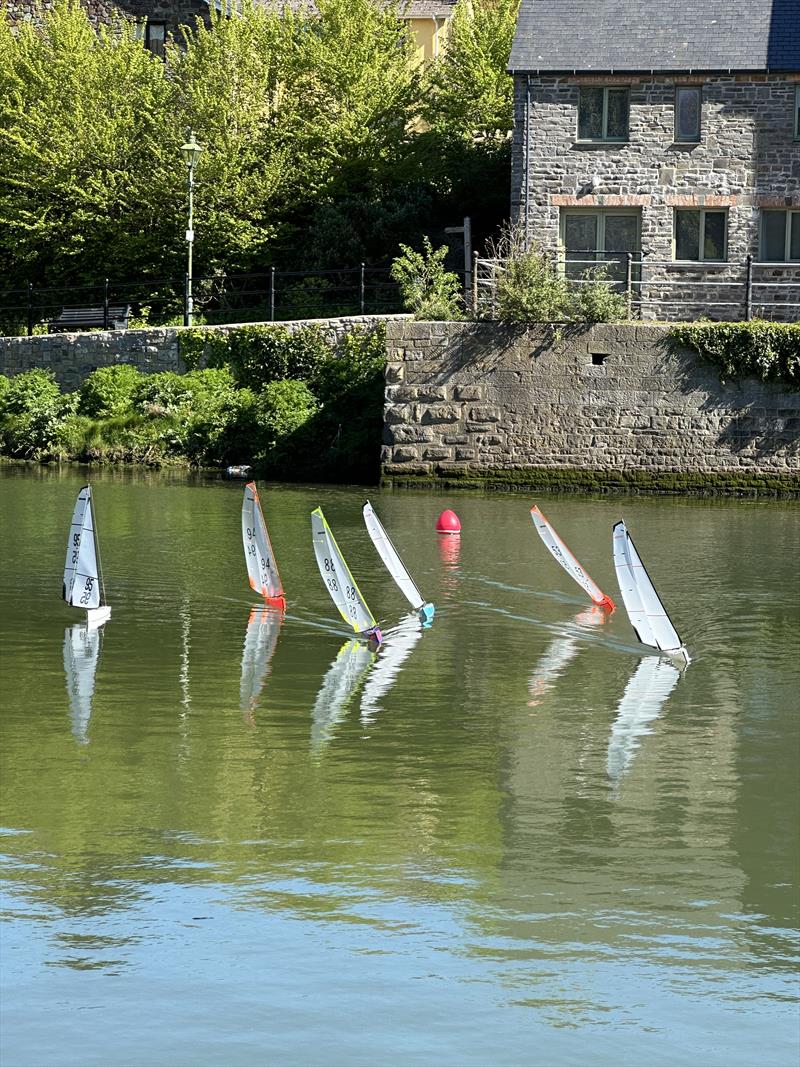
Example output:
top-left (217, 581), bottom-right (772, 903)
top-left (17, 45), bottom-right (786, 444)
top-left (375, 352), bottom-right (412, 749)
top-left (406, 16), bottom-right (449, 65)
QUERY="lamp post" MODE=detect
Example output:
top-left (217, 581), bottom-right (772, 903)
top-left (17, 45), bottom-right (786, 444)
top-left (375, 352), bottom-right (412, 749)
top-left (180, 130), bottom-right (203, 326)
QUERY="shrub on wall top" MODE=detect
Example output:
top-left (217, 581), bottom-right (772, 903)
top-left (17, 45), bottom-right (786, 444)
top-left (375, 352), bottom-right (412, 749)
top-left (669, 321), bottom-right (800, 389)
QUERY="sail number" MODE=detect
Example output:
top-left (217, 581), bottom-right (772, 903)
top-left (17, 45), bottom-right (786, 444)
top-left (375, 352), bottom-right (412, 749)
top-left (71, 531), bottom-right (81, 563)
top-left (78, 577), bottom-right (95, 605)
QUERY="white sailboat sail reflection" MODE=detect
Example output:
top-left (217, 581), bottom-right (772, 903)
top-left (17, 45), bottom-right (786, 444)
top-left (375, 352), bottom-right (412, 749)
top-left (240, 606), bottom-right (284, 718)
top-left (63, 623), bottom-right (103, 744)
top-left (606, 657), bottom-right (680, 783)
top-left (310, 639), bottom-right (376, 750)
top-left (360, 613), bottom-right (423, 723)
top-left (528, 607), bottom-right (607, 707)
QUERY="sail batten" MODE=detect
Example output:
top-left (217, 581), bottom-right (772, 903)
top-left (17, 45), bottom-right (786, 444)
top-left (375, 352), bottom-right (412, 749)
top-left (612, 520), bottom-right (687, 659)
top-left (242, 482), bottom-right (284, 601)
top-left (531, 505), bottom-right (614, 609)
top-left (311, 507), bottom-right (377, 636)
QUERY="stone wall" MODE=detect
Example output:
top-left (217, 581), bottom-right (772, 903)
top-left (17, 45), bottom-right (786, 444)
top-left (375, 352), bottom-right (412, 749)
top-left (4, 0), bottom-right (210, 38)
top-left (382, 321), bottom-right (800, 488)
top-left (0, 315), bottom-right (408, 392)
top-left (511, 73), bottom-right (800, 321)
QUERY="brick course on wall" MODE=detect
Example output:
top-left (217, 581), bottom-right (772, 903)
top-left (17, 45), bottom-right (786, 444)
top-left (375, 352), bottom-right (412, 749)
top-left (511, 74), bottom-right (800, 322)
top-left (0, 315), bottom-right (408, 392)
top-left (382, 321), bottom-right (800, 484)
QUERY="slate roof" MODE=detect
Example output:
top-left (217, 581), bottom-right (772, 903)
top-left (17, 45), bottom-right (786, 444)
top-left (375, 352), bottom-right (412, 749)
top-left (508, 0), bottom-right (800, 74)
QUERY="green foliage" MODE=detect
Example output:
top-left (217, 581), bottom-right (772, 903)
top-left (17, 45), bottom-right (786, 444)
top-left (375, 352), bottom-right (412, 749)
top-left (79, 364), bottom-right (142, 418)
top-left (0, 368), bottom-right (77, 456)
top-left (391, 237), bottom-right (464, 320)
top-left (423, 0), bottom-right (519, 140)
top-left (669, 321), bottom-right (800, 388)
top-left (571, 267), bottom-right (628, 323)
top-left (491, 235), bottom-right (570, 323)
top-left (226, 326), bottom-right (330, 390)
top-left (254, 380), bottom-right (320, 461)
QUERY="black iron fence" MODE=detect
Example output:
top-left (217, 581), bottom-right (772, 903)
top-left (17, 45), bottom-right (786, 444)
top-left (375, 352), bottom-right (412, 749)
top-left (0, 264), bottom-right (408, 337)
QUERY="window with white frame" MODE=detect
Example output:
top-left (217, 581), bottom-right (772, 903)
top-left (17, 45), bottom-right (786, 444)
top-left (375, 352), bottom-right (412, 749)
top-left (761, 210), bottom-right (800, 262)
top-left (674, 209), bottom-right (727, 262)
top-left (577, 87), bottom-right (630, 142)
top-left (675, 86), bottom-right (701, 142)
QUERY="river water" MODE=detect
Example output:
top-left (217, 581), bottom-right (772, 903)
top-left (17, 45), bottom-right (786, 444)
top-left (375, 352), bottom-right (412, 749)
top-left (1, 467), bottom-right (798, 1067)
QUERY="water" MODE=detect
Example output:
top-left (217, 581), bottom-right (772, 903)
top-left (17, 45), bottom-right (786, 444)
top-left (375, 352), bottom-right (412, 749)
top-left (1, 467), bottom-right (798, 1067)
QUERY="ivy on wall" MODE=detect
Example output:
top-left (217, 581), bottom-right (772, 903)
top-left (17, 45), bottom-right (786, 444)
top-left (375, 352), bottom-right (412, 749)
top-left (669, 322), bottom-right (800, 389)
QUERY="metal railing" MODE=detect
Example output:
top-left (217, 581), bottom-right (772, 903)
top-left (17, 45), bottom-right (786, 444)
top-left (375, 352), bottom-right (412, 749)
top-left (0, 264), bottom-right (410, 337)
top-left (471, 251), bottom-right (800, 322)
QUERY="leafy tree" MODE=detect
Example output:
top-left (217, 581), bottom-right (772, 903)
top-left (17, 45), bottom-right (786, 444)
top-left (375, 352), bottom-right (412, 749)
top-left (391, 237), bottom-right (464, 319)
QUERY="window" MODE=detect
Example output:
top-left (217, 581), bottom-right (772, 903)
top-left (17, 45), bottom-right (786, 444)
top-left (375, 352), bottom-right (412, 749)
top-left (135, 20), bottom-right (166, 58)
top-left (795, 86), bottom-right (800, 140)
top-left (674, 209), bottom-right (727, 261)
top-left (761, 210), bottom-right (800, 262)
top-left (578, 87), bottom-right (629, 142)
top-left (675, 86), bottom-right (701, 142)
top-left (561, 209), bottom-right (641, 282)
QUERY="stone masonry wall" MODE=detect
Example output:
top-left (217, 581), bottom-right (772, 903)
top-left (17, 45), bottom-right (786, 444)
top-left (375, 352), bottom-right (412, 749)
top-left (0, 315), bottom-right (408, 392)
top-left (511, 74), bottom-right (800, 321)
top-left (382, 321), bottom-right (800, 482)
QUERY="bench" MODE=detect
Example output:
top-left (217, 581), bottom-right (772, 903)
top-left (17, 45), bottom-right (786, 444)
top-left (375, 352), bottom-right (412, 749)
top-left (48, 305), bottom-right (132, 332)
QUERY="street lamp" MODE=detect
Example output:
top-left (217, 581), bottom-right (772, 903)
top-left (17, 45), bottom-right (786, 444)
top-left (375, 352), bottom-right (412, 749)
top-left (180, 130), bottom-right (203, 326)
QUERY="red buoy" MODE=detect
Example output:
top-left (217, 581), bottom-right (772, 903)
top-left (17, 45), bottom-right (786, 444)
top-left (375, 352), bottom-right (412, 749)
top-left (436, 509), bottom-right (461, 534)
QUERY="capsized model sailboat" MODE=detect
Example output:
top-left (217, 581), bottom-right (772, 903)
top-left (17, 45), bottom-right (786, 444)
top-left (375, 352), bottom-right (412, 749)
top-left (311, 507), bottom-right (382, 645)
top-left (530, 505), bottom-right (615, 610)
top-left (362, 501), bottom-right (434, 624)
top-left (62, 485), bottom-right (111, 626)
top-left (242, 482), bottom-right (285, 605)
top-left (612, 520), bottom-right (690, 664)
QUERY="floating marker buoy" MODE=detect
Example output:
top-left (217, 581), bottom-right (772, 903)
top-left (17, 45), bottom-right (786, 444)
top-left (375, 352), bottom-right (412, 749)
top-left (436, 509), bottom-right (461, 534)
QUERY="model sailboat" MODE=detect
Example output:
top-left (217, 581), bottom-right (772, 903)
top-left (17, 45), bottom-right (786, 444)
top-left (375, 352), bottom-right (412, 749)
top-left (530, 505), bottom-right (615, 610)
top-left (311, 507), bottom-right (382, 645)
top-left (362, 501), bottom-right (434, 624)
top-left (612, 520), bottom-right (690, 664)
top-left (62, 485), bottom-right (111, 626)
top-left (242, 482), bottom-right (285, 605)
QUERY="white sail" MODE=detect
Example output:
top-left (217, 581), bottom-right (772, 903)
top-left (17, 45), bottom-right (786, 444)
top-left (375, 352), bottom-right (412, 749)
top-left (531, 505), bottom-right (614, 609)
top-left (612, 520), bottom-right (686, 658)
top-left (360, 613), bottom-right (423, 722)
top-left (311, 508), bottom-right (377, 635)
top-left (310, 639), bottom-right (376, 749)
top-left (240, 605), bottom-right (283, 714)
top-left (63, 486), bottom-right (103, 611)
top-left (242, 482), bottom-right (284, 601)
top-left (363, 501), bottom-right (431, 618)
top-left (607, 656), bottom-right (680, 782)
top-left (63, 623), bottom-right (102, 744)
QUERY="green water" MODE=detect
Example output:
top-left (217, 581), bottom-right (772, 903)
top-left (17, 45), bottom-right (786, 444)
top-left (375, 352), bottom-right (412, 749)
top-left (1, 467), bottom-right (798, 1067)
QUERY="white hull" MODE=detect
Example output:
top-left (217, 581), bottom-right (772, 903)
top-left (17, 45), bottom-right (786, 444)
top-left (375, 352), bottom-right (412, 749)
top-left (86, 605), bottom-right (111, 627)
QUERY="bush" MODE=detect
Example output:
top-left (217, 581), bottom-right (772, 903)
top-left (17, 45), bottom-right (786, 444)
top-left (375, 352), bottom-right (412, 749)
top-left (79, 365), bottom-right (142, 418)
top-left (570, 266), bottom-right (628, 323)
top-left (669, 321), bottom-right (800, 388)
top-left (254, 380), bottom-right (320, 459)
top-left (0, 369), bottom-right (77, 457)
top-left (486, 226), bottom-right (569, 323)
top-left (0, 368), bottom-right (62, 417)
top-left (391, 237), bottom-right (464, 321)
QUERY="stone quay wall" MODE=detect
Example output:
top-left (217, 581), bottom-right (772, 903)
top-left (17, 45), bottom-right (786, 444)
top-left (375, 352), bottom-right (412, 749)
top-left (382, 321), bottom-right (800, 487)
top-left (0, 315), bottom-right (408, 392)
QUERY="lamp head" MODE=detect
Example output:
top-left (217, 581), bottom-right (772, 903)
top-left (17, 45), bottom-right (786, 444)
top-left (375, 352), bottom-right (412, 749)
top-left (180, 131), bottom-right (203, 169)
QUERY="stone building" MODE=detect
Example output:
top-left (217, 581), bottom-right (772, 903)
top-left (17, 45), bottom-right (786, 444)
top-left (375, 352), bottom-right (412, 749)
top-left (508, 0), bottom-right (800, 321)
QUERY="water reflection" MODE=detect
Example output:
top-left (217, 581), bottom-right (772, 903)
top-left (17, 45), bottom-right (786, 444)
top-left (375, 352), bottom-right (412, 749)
top-left (239, 605), bottom-right (284, 722)
top-left (528, 607), bottom-right (607, 707)
top-left (360, 613), bottom-right (424, 724)
top-left (310, 639), bottom-right (376, 750)
top-left (62, 622), bottom-right (104, 745)
top-left (606, 656), bottom-right (681, 783)
top-left (438, 533), bottom-right (460, 599)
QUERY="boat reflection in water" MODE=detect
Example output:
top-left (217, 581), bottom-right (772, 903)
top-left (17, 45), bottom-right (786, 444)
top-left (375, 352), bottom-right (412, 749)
top-left (528, 606), bottom-right (607, 707)
top-left (360, 613), bottom-right (424, 724)
top-left (239, 605), bottom-right (284, 723)
top-left (62, 622), bottom-right (104, 745)
top-left (606, 656), bottom-right (681, 784)
top-left (310, 638), bottom-right (376, 751)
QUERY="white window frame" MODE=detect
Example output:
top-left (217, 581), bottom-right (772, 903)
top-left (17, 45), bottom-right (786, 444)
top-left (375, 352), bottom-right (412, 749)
top-left (577, 86), bottom-right (630, 143)
top-left (673, 208), bottom-right (728, 263)
top-left (760, 209), bottom-right (800, 262)
top-left (674, 86), bottom-right (702, 143)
